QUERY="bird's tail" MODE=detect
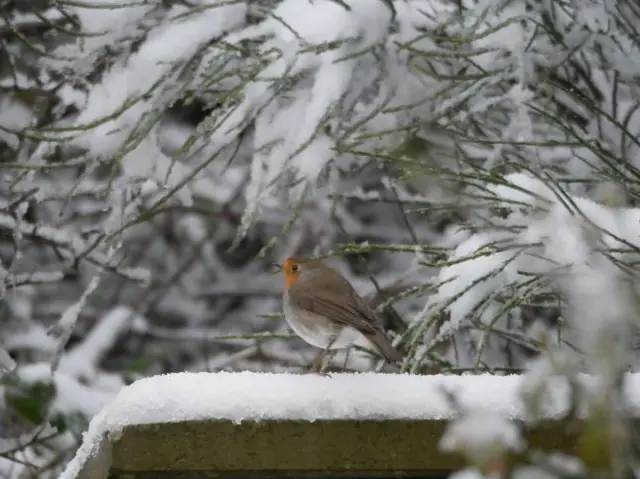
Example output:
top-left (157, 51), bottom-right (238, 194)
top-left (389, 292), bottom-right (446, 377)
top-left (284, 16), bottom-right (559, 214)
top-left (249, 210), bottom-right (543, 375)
top-left (367, 329), bottom-right (403, 363)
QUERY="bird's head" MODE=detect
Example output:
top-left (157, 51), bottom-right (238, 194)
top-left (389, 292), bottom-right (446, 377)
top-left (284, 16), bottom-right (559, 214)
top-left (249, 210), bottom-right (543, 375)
top-left (272, 257), bottom-right (326, 289)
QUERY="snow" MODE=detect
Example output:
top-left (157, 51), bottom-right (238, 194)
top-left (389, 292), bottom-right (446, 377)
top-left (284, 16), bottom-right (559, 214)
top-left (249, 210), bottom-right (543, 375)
top-left (0, 97), bottom-right (32, 149)
top-left (440, 411), bottom-right (525, 461)
top-left (422, 231), bottom-right (521, 339)
top-left (449, 469), bottom-right (489, 479)
top-left (414, 170), bottom-right (640, 369)
top-left (58, 306), bottom-right (139, 379)
top-left (514, 455), bottom-right (585, 479)
top-left (17, 363), bottom-right (113, 419)
top-left (0, 346), bottom-right (16, 375)
top-left (61, 371), bottom-right (640, 478)
top-left (46, 1), bottom-right (248, 207)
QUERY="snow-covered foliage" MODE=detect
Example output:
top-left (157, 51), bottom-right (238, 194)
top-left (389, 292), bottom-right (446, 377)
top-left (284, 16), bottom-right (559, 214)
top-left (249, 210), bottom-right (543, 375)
top-left (1, 0), bottom-right (640, 476)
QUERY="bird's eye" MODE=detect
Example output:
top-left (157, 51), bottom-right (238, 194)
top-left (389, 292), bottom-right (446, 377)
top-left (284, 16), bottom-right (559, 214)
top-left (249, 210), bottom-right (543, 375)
top-left (291, 263), bottom-right (299, 272)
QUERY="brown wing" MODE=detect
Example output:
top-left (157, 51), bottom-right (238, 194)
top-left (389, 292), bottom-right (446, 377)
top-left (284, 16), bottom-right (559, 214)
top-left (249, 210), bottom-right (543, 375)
top-left (289, 288), bottom-right (402, 362)
top-left (289, 277), bottom-right (403, 362)
top-left (288, 287), bottom-right (382, 334)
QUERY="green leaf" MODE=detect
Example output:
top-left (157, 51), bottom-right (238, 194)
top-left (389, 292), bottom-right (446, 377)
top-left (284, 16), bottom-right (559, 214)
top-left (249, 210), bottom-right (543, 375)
top-left (3, 376), bottom-right (56, 426)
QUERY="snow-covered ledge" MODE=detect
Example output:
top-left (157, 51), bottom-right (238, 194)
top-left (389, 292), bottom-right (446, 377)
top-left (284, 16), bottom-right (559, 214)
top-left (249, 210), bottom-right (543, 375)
top-left (60, 372), bottom-right (640, 479)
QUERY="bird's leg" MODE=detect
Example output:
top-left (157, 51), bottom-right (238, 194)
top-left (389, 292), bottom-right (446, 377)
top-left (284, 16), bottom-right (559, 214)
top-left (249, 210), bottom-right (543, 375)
top-left (309, 349), bottom-right (327, 374)
top-left (308, 334), bottom-right (339, 376)
top-left (320, 334), bottom-right (340, 374)
top-left (342, 347), bottom-right (351, 371)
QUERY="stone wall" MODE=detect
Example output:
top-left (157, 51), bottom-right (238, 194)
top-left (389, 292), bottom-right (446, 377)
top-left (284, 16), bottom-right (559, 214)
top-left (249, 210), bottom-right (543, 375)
top-left (72, 418), bottom-right (581, 479)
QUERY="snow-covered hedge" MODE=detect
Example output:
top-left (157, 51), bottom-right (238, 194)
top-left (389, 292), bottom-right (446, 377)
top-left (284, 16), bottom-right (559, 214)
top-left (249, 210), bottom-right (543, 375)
top-left (1, 0), bottom-right (640, 476)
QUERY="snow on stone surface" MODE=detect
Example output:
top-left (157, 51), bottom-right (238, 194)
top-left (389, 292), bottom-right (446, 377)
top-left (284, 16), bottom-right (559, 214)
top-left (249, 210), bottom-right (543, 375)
top-left (60, 371), bottom-right (640, 478)
top-left (440, 412), bottom-right (525, 457)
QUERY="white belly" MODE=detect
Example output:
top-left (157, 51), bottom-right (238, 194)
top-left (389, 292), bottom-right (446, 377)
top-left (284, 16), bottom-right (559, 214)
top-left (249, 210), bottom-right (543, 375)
top-left (283, 294), bottom-right (365, 350)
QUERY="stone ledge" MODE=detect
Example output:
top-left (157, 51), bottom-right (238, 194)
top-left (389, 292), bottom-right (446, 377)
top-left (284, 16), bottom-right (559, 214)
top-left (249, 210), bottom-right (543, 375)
top-left (99, 418), bottom-right (583, 479)
top-left (59, 372), bottom-right (640, 479)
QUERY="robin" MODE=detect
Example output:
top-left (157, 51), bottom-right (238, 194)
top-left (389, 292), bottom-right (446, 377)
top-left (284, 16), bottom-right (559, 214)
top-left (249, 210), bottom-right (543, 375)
top-left (273, 257), bottom-right (403, 373)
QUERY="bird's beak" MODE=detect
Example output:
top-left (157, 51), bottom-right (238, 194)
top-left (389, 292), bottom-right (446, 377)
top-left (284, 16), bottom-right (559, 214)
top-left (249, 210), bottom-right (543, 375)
top-left (269, 263), bottom-right (283, 274)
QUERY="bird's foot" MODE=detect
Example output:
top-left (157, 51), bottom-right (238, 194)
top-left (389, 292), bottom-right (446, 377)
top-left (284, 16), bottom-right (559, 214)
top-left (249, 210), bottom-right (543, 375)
top-left (307, 358), bottom-right (332, 377)
top-left (306, 368), bottom-right (332, 378)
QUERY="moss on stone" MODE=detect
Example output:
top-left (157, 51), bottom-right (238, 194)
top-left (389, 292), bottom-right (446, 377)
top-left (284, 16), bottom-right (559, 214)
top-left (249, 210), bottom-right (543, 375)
top-left (104, 418), bottom-right (582, 478)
